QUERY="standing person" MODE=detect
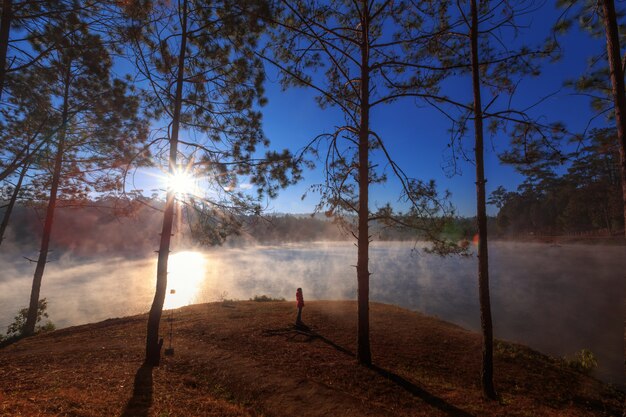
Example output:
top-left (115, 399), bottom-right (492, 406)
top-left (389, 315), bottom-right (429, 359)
top-left (296, 287), bottom-right (304, 325)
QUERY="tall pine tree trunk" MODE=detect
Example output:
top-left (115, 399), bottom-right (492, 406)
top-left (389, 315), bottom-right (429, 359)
top-left (356, 0), bottom-right (371, 366)
top-left (0, 161), bottom-right (27, 247)
top-left (0, 0), bottom-right (12, 100)
top-left (600, 0), bottom-right (626, 237)
top-left (598, 4), bottom-right (626, 412)
top-left (145, 0), bottom-right (188, 366)
top-left (470, 0), bottom-right (497, 400)
top-left (23, 70), bottom-right (71, 336)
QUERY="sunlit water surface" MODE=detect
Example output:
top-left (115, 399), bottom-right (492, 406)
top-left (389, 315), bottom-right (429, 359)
top-left (0, 241), bottom-right (623, 385)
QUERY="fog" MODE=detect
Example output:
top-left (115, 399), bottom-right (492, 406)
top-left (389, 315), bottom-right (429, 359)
top-left (0, 241), bottom-right (623, 385)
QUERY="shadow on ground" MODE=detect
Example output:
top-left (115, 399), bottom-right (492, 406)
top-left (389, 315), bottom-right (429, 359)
top-left (367, 364), bottom-right (475, 417)
top-left (120, 362), bottom-right (153, 417)
top-left (263, 325), bottom-right (475, 417)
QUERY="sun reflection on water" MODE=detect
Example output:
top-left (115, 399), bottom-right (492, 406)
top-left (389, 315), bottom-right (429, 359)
top-left (164, 251), bottom-right (206, 309)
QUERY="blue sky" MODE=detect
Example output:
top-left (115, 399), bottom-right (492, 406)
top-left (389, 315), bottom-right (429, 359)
top-left (129, 2), bottom-right (609, 217)
top-left (254, 4), bottom-right (606, 216)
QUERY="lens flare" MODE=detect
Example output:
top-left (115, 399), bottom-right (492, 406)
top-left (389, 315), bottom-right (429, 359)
top-left (166, 169), bottom-right (196, 197)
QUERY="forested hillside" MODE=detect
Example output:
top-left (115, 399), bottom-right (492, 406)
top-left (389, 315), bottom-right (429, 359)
top-left (0, 198), bottom-right (163, 257)
top-left (491, 128), bottom-right (624, 237)
top-left (0, 197), bottom-right (480, 254)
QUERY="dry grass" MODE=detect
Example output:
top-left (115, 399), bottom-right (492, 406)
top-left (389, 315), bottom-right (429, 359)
top-left (0, 301), bottom-right (622, 417)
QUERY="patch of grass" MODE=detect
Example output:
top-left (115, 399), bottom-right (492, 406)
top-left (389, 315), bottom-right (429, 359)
top-left (221, 299), bottom-right (238, 307)
top-left (495, 340), bottom-right (529, 360)
top-left (565, 349), bottom-right (598, 374)
top-left (495, 340), bottom-right (549, 363)
top-left (250, 295), bottom-right (285, 302)
top-left (497, 341), bottom-right (598, 378)
top-left (217, 291), bottom-right (238, 307)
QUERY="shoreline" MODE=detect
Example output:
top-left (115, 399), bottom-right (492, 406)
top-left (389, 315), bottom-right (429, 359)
top-left (490, 235), bottom-right (626, 246)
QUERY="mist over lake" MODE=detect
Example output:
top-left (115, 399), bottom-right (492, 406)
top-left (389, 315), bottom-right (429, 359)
top-left (0, 241), bottom-right (623, 385)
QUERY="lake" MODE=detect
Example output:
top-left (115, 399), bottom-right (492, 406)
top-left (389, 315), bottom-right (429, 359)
top-left (0, 241), bottom-right (623, 385)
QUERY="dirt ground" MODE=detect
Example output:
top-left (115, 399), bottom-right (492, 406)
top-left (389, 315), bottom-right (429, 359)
top-left (0, 301), bottom-right (623, 416)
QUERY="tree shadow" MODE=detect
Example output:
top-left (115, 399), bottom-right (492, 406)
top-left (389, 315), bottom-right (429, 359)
top-left (367, 364), bottom-right (476, 417)
top-left (262, 326), bottom-right (316, 343)
top-left (309, 331), bottom-right (474, 416)
top-left (262, 325), bottom-right (354, 356)
top-left (305, 328), bottom-right (355, 357)
top-left (263, 326), bottom-right (474, 417)
top-left (120, 362), bottom-right (154, 417)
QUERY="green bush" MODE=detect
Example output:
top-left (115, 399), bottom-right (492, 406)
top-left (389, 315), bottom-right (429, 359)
top-left (566, 349), bottom-right (598, 374)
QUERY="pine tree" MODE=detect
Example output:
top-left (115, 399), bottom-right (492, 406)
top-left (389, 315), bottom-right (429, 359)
top-left (0, 0), bottom-right (71, 179)
top-left (417, 0), bottom-right (559, 398)
top-left (122, 0), bottom-right (298, 366)
top-left (266, 0), bottom-right (461, 365)
top-left (19, 3), bottom-right (146, 336)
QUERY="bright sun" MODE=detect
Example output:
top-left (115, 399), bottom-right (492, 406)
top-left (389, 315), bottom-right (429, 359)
top-left (164, 251), bottom-right (206, 310)
top-left (167, 169), bottom-right (196, 196)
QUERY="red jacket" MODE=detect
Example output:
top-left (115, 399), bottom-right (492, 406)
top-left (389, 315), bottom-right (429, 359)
top-left (296, 291), bottom-right (304, 308)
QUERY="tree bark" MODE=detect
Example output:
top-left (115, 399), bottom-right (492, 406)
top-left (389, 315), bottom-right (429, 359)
top-left (23, 68), bottom-right (71, 336)
top-left (470, 0), bottom-right (497, 400)
top-left (599, 4), bottom-right (626, 411)
top-left (145, 0), bottom-right (188, 366)
top-left (600, 0), bottom-right (626, 238)
top-left (356, 0), bottom-right (371, 366)
top-left (0, 0), bottom-right (12, 100)
top-left (0, 161), bottom-right (27, 247)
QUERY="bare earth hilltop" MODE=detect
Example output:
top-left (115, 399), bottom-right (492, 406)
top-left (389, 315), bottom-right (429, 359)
top-left (0, 301), bottom-right (622, 416)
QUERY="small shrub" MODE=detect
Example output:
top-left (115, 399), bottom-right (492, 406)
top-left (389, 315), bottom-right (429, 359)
top-left (217, 291), bottom-right (237, 306)
top-left (6, 298), bottom-right (55, 338)
top-left (566, 349), bottom-right (598, 374)
top-left (38, 321), bottom-right (56, 333)
top-left (494, 340), bottom-right (528, 359)
top-left (250, 295), bottom-right (285, 302)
